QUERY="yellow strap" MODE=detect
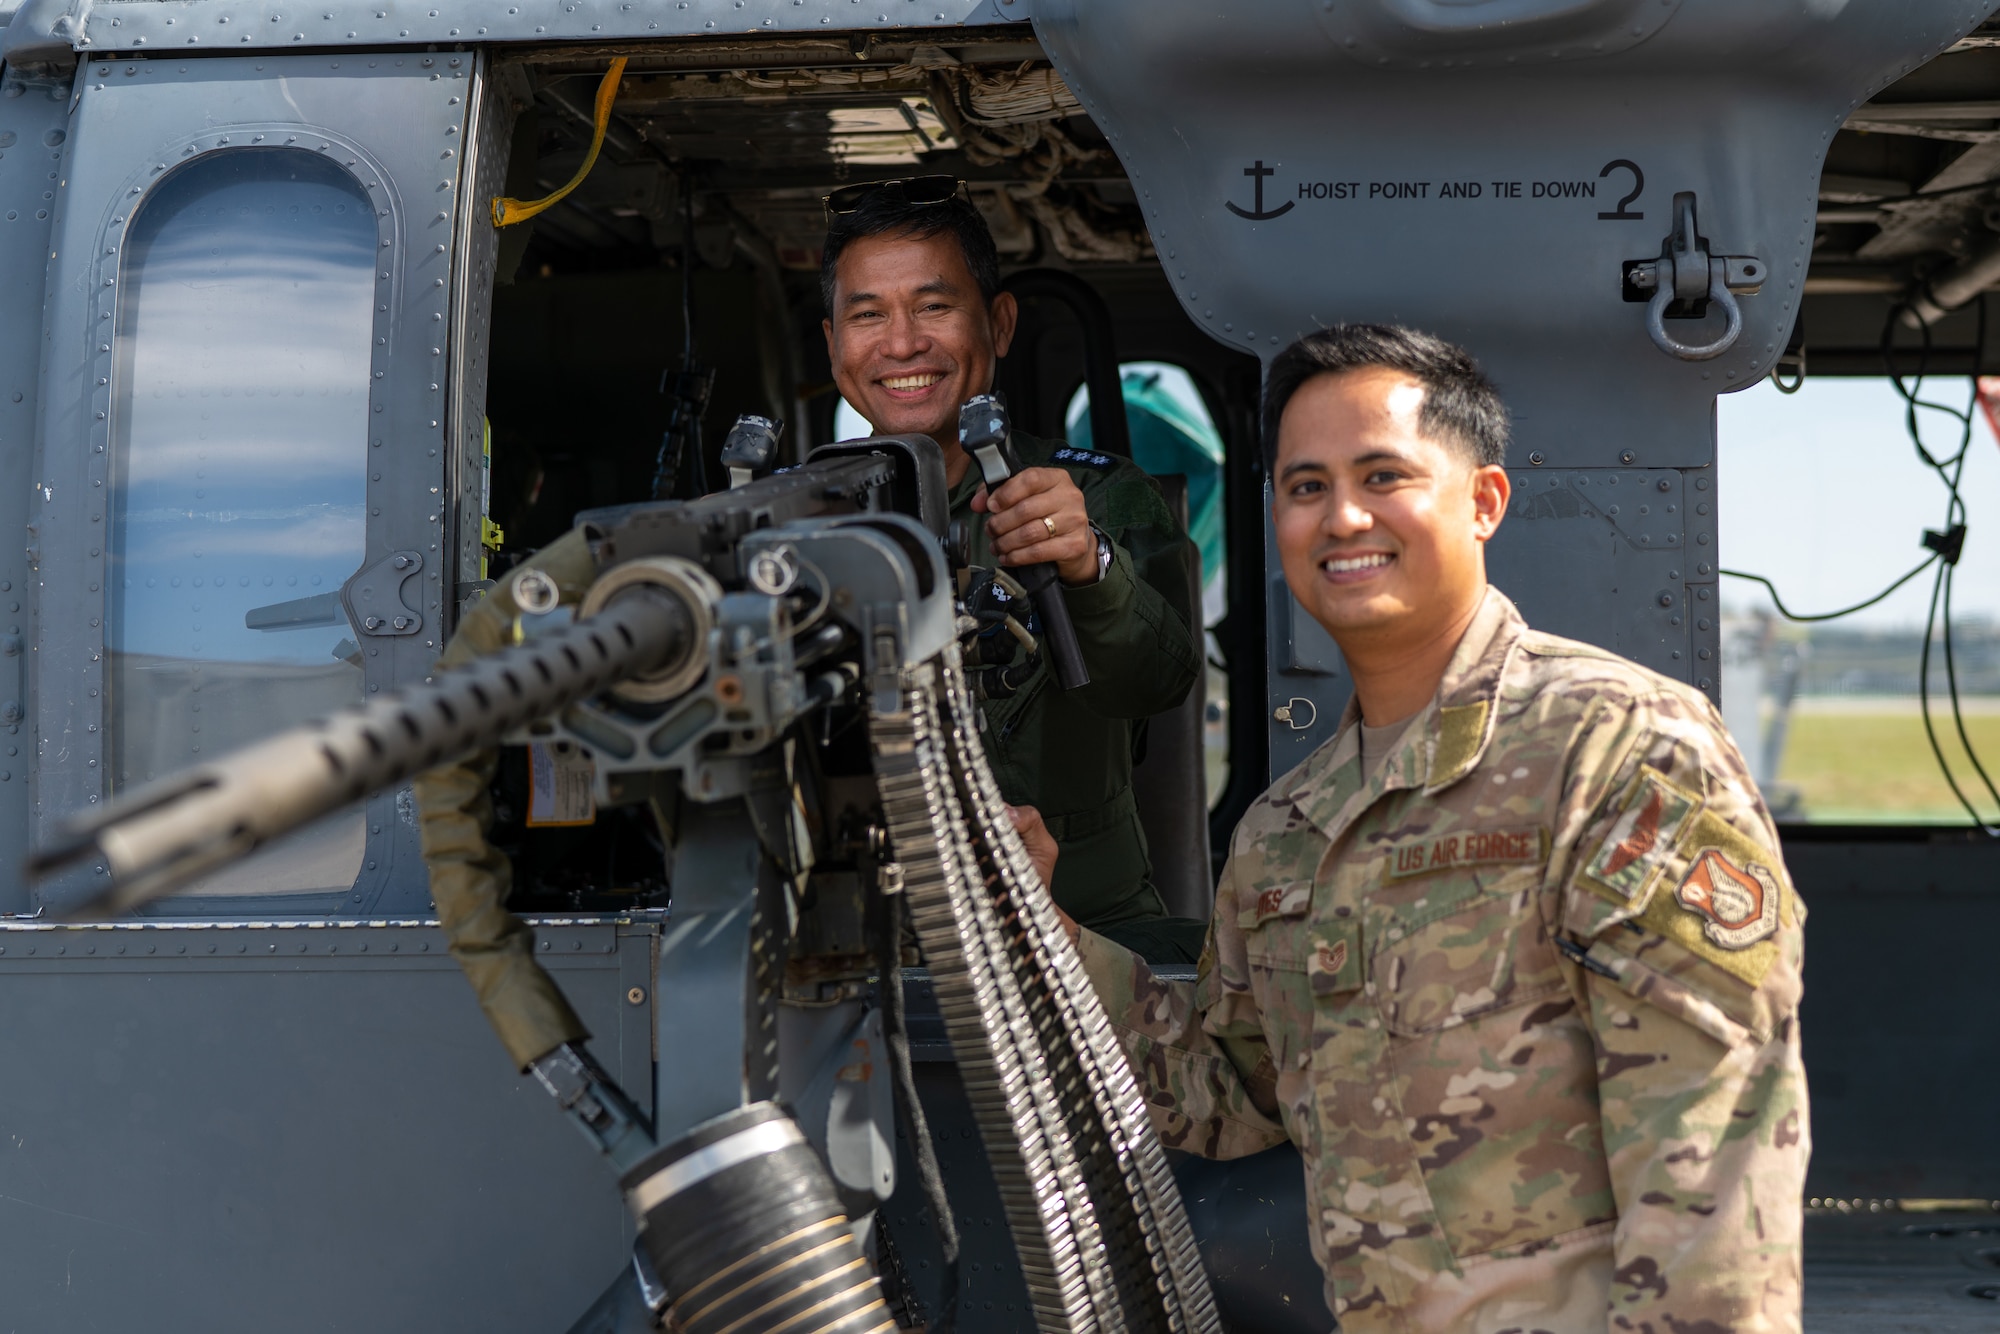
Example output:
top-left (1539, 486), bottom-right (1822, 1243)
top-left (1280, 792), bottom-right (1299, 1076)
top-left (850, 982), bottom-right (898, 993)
top-left (490, 57), bottom-right (628, 228)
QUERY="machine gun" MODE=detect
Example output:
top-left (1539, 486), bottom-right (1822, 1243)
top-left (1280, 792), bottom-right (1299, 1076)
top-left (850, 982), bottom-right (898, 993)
top-left (30, 425), bottom-right (1219, 1334)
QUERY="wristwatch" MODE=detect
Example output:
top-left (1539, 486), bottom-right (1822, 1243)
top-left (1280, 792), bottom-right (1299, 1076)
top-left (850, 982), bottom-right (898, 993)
top-left (1091, 524), bottom-right (1113, 584)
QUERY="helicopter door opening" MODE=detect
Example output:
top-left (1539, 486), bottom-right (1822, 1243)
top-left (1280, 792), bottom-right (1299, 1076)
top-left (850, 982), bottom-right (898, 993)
top-left (466, 42), bottom-right (1267, 909)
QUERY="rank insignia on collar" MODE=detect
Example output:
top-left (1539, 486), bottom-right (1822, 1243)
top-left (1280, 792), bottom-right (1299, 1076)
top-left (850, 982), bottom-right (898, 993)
top-left (1674, 848), bottom-right (1780, 949)
top-left (1582, 765), bottom-right (1701, 904)
top-left (1050, 447), bottom-right (1116, 470)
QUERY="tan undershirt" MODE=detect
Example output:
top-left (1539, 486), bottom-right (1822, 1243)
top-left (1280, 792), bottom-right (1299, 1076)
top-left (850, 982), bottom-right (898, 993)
top-left (1359, 710), bottom-right (1422, 785)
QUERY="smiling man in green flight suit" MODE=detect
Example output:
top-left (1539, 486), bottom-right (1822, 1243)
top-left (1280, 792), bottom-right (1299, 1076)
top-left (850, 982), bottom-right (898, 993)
top-left (821, 177), bottom-right (1205, 961)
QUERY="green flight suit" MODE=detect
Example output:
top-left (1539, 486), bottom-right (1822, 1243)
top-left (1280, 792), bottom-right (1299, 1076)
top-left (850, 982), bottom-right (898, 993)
top-left (953, 431), bottom-right (1205, 960)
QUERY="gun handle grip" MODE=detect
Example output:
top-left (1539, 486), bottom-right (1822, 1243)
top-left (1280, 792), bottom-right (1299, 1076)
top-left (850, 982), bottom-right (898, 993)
top-left (1013, 562), bottom-right (1091, 691)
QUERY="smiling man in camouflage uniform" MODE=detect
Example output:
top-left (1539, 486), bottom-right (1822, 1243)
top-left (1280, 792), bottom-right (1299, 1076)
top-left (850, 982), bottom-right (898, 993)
top-left (1027, 325), bottom-right (1808, 1332)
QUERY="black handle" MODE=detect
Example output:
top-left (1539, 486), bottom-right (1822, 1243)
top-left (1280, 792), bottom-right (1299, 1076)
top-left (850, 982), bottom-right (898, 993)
top-left (959, 396), bottom-right (1090, 691)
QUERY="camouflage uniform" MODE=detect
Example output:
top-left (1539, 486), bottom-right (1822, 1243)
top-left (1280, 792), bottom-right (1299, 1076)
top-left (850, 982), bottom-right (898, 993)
top-left (1077, 588), bottom-right (1808, 1333)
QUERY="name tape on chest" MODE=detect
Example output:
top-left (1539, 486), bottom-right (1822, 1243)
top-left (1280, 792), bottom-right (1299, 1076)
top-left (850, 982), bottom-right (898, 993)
top-left (1384, 826), bottom-right (1546, 880)
top-left (1050, 447), bottom-right (1116, 471)
top-left (1238, 878), bottom-right (1313, 928)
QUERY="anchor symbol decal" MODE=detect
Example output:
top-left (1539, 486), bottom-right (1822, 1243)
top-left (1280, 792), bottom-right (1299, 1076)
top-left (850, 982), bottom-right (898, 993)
top-left (1226, 160), bottom-right (1295, 221)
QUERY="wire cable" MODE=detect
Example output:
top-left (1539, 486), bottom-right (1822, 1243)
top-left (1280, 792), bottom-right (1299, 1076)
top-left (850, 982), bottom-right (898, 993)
top-left (1883, 297), bottom-right (2000, 831)
top-left (1728, 302), bottom-right (1997, 832)
top-left (1721, 558), bottom-right (1938, 622)
top-left (1940, 559), bottom-right (2000, 822)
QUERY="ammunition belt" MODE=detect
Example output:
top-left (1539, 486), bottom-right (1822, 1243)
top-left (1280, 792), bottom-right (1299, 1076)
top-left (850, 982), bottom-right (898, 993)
top-left (869, 651), bottom-right (1219, 1334)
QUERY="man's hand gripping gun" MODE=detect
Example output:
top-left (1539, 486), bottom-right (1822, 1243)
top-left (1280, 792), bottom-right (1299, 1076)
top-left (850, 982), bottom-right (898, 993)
top-left (958, 394), bottom-right (1090, 692)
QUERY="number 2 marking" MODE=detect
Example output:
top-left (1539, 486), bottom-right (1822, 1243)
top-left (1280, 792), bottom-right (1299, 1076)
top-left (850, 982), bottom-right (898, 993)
top-left (1597, 159), bottom-right (1644, 220)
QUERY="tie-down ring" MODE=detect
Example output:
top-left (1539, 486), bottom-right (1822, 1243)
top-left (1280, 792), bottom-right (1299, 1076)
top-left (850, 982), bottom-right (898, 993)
top-left (1625, 192), bottom-right (1763, 364)
top-left (1645, 258), bottom-right (1743, 361)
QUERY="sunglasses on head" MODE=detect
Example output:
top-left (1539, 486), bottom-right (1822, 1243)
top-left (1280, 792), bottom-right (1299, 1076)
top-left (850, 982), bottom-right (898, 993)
top-left (823, 174), bottom-right (970, 217)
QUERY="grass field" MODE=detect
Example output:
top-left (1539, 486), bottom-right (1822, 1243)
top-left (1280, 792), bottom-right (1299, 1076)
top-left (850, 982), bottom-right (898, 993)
top-left (1776, 697), bottom-right (2000, 823)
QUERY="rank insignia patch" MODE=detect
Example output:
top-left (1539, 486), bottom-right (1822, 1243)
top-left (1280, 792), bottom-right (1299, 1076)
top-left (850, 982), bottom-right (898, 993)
top-left (1050, 447), bottom-right (1116, 470)
top-left (1582, 766), bottom-right (1701, 904)
top-left (1308, 920), bottom-right (1362, 997)
top-left (1675, 848), bottom-right (1780, 950)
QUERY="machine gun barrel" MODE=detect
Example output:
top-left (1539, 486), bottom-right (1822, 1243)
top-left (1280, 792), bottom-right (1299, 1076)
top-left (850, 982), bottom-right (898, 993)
top-left (28, 585), bottom-right (698, 917)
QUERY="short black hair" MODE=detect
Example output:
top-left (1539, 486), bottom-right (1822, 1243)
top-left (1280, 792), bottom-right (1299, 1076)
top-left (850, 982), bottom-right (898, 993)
top-left (820, 189), bottom-right (1002, 315)
top-left (1262, 324), bottom-right (1509, 470)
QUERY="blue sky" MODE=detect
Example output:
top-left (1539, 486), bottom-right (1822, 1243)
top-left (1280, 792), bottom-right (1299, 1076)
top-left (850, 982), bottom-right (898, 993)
top-left (1718, 376), bottom-right (1999, 629)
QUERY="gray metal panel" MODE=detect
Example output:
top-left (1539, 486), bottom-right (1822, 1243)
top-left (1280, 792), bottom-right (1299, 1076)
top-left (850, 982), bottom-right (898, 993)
top-left (0, 67), bottom-right (68, 914)
top-left (1262, 465), bottom-right (1722, 772)
top-left (31, 53), bottom-right (471, 916)
top-left (1785, 839), bottom-right (2000, 1200)
top-left (1489, 466), bottom-right (1716, 688)
top-left (447, 54), bottom-right (514, 617)
top-left (1031, 0), bottom-right (1977, 783)
top-left (1263, 474), bottom-right (1346, 777)
top-left (0, 917), bottom-right (655, 1332)
top-left (1031, 0), bottom-right (1981, 469)
top-left (72, 0), bottom-right (1021, 52)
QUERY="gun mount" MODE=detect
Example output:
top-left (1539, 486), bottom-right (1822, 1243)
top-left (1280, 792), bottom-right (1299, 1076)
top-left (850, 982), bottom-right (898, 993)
top-left (29, 435), bottom-right (1217, 1334)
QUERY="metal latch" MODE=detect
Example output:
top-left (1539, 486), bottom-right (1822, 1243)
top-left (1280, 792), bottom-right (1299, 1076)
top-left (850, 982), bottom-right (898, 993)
top-left (1272, 696), bottom-right (1318, 730)
top-left (339, 550), bottom-right (425, 636)
top-left (1624, 192), bottom-right (1765, 361)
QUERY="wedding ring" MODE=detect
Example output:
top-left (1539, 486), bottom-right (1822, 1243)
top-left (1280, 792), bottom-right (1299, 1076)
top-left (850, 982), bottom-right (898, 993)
top-left (1043, 516), bottom-right (1058, 537)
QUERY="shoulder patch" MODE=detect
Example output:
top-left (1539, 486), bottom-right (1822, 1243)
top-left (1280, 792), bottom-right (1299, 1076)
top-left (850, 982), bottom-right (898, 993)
top-left (1049, 446), bottom-right (1117, 471)
top-left (1581, 765), bottom-right (1701, 905)
top-left (1675, 848), bottom-right (1780, 950)
top-left (1628, 808), bottom-right (1791, 986)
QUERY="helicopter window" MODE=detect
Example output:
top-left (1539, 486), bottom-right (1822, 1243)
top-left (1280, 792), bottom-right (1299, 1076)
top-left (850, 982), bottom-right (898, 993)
top-left (833, 397), bottom-right (872, 443)
top-left (1718, 374), bottom-right (2000, 827)
top-left (106, 148), bottom-right (374, 895)
top-left (1065, 365), bottom-right (1227, 625)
